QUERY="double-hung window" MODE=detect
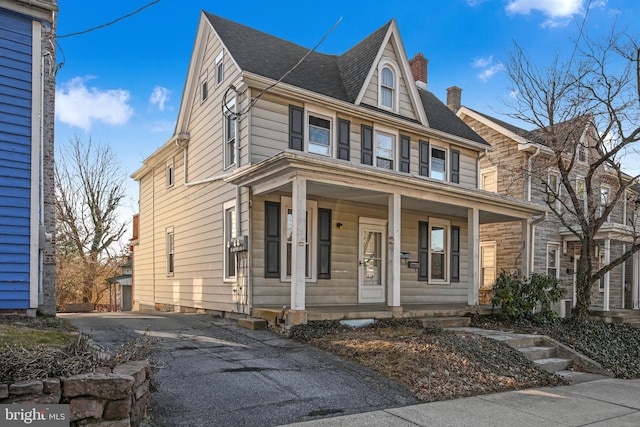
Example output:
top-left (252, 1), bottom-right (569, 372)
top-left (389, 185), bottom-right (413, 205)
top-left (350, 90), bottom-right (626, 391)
top-left (375, 131), bottom-right (395, 170)
top-left (548, 171), bottom-right (561, 211)
top-left (166, 227), bottom-right (174, 276)
top-left (547, 244), bottom-right (559, 279)
top-left (430, 146), bottom-right (446, 181)
top-left (481, 167), bottom-right (498, 192)
top-left (378, 59), bottom-right (398, 112)
top-left (200, 72), bottom-right (208, 102)
top-left (419, 141), bottom-right (456, 182)
top-left (281, 197), bottom-right (317, 282)
top-left (223, 201), bottom-right (236, 280)
top-left (418, 218), bottom-right (458, 284)
top-left (224, 98), bottom-right (236, 168)
top-left (380, 67), bottom-right (395, 109)
top-left (215, 51), bottom-right (224, 86)
top-left (308, 115), bottom-right (331, 156)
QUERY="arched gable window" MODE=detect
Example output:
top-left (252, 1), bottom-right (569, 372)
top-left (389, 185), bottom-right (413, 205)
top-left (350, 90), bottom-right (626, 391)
top-left (381, 67), bottom-right (394, 108)
top-left (378, 59), bottom-right (399, 112)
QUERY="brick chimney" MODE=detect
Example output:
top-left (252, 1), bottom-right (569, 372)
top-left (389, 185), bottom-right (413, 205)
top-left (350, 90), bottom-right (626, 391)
top-left (447, 86), bottom-right (462, 112)
top-left (409, 53), bottom-right (428, 90)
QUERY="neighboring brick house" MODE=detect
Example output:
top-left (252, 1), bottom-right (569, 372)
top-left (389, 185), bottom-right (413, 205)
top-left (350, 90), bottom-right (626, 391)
top-left (131, 12), bottom-right (546, 323)
top-left (453, 89), bottom-right (639, 313)
top-left (0, 0), bottom-right (57, 315)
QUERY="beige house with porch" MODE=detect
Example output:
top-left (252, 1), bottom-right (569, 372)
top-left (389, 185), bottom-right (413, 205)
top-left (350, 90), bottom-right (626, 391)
top-left (131, 12), bottom-right (545, 324)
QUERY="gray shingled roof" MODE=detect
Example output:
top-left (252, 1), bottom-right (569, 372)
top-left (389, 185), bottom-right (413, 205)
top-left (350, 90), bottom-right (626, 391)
top-left (205, 12), bottom-right (487, 145)
top-left (420, 91), bottom-right (489, 146)
top-left (467, 108), bottom-right (535, 140)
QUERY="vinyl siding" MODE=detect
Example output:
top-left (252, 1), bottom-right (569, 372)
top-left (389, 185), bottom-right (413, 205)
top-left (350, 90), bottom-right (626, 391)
top-left (133, 26), bottom-right (249, 312)
top-left (248, 96), bottom-right (477, 188)
top-left (250, 92), bottom-right (290, 164)
top-left (360, 43), bottom-right (418, 121)
top-left (0, 9), bottom-right (32, 309)
top-left (251, 194), bottom-right (470, 307)
top-left (183, 29), bottom-right (242, 182)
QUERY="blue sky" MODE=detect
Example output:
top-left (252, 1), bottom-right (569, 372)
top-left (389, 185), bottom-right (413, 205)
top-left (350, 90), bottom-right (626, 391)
top-left (54, 0), bottom-right (638, 231)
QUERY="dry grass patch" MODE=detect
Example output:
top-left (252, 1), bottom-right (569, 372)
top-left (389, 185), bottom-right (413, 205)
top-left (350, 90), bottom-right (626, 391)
top-left (0, 315), bottom-right (159, 383)
top-left (291, 320), bottom-right (564, 402)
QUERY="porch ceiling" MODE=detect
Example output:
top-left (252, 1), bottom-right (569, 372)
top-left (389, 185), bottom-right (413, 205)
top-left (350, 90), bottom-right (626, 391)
top-left (227, 151), bottom-right (545, 223)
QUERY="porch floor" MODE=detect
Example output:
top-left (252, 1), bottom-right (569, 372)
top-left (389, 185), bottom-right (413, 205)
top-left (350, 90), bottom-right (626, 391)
top-left (252, 303), bottom-right (493, 322)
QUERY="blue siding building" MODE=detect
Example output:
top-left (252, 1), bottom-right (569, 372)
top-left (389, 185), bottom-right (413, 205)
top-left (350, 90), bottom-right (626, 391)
top-left (0, 0), bottom-right (57, 315)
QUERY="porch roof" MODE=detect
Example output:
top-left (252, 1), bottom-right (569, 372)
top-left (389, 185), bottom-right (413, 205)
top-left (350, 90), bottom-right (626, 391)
top-left (560, 223), bottom-right (639, 244)
top-left (226, 151), bottom-right (546, 223)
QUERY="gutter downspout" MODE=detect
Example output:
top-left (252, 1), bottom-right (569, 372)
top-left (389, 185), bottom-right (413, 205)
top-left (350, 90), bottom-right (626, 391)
top-left (529, 212), bottom-right (547, 275)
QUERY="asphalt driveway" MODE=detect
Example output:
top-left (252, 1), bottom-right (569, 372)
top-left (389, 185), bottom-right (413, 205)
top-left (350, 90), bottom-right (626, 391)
top-left (61, 312), bottom-right (417, 427)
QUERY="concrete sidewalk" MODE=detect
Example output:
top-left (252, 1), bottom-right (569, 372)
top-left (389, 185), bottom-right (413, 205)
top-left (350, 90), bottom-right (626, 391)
top-left (281, 378), bottom-right (640, 426)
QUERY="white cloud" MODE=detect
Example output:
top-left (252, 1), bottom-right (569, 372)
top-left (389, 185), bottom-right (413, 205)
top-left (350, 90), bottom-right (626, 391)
top-left (472, 55), bottom-right (504, 82)
top-left (505, 0), bottom-right (584, 27)
top-left (478, 63), bottom-right (505, 82)
top-left (466, 0), bottom-right (488, 6)
top-left (149, 86), bottom-right (169, 111)
top-left (56, 77), bottom-right (133, 131)
top-left (472, 55), bottom-right (494, 69)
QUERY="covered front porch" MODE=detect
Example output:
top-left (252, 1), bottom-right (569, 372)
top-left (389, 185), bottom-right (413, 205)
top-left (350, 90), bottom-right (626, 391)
top-left (561, 223), bottom-right (640, 312)
top-left (228, 152), bottom-right (546, 324)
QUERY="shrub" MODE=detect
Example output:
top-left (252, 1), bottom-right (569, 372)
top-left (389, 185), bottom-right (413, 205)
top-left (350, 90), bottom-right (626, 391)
top-left (491, 271), bottom-right (566, 321)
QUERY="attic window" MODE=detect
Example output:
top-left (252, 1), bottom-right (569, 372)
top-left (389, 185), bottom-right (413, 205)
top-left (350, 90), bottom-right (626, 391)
top-left (215, 51), bottom-right (224, 85)
top-left (378, 59), bottom-right (399, 112)
top-left (201, 72), bottom-right (208, 102)
top-left (381, 67), bottom-right (394, 108)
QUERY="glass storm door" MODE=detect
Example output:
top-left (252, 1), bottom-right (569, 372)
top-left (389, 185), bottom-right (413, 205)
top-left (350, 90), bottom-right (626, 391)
top-left (358, 222), bottom-right (386, 303)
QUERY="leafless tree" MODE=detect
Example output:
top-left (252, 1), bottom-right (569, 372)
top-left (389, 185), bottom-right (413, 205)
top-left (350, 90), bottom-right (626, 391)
top-left (55, 137), bottom-right (128, 305)
top-left (503, 28), bottom-right (640, 320)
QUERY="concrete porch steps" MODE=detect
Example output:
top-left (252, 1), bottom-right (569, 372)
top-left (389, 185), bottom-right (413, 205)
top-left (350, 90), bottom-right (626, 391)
top-left (420, 316), bottom-right (471, 328)
top-left (501, 335), bottom-right (573, 374)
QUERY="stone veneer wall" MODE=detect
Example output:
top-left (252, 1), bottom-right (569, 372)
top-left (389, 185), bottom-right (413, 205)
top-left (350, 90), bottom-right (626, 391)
top-left (0, 360), bottom-right (151, 426)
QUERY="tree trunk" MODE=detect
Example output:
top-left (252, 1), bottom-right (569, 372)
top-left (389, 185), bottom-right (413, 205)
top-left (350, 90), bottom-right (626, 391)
top-left (573, 244), bottom-right (593, 321)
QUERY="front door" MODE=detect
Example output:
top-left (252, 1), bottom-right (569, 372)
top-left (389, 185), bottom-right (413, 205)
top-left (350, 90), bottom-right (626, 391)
top-left (358, 220), bottom-right (386, 303)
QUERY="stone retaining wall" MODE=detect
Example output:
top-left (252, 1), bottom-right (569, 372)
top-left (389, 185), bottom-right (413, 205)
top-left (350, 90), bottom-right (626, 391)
top-left (0, 360), bottom-right (151, 426)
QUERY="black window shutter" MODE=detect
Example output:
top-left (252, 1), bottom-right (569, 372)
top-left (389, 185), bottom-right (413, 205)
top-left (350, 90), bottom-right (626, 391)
top-left (451, 225), bottom-right (460, 282)
top-left (337, 119), bottom-right (350, 160)
top-left (361, 124), bottom-right (373, 165)
top-left (400, 135), bottom-right (410, 173)
top-left (419, 140), bottom-right (429, 176)
top-left (264, 201), bottom-right (281, 278)
top-left (289, 105), bottom-right (304, 151)
top-left (418, 221), bottom-right (429, 281)
top-left (451, 149), bottom-right (460, 183)
top-left (318, 208), bottom-right (332, 279)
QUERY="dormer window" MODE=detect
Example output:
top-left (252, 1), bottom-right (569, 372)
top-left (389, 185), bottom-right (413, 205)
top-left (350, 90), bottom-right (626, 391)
top-left (378, 60), bottom-right (399, 112)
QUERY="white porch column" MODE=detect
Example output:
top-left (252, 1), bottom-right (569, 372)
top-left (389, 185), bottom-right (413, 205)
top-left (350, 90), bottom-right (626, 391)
top-left (290, 177), bottom-right (307, 311)
top-left (634, 251), bottom-right (639, 310)
top-left (468, 207), bottom-right (479, 305)
top-left (603, 238), bottom-right (610, 312)
top-left (387, 193), bottom-right (401, 307)
top-left (521, 219), bottom-right (531, 277)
